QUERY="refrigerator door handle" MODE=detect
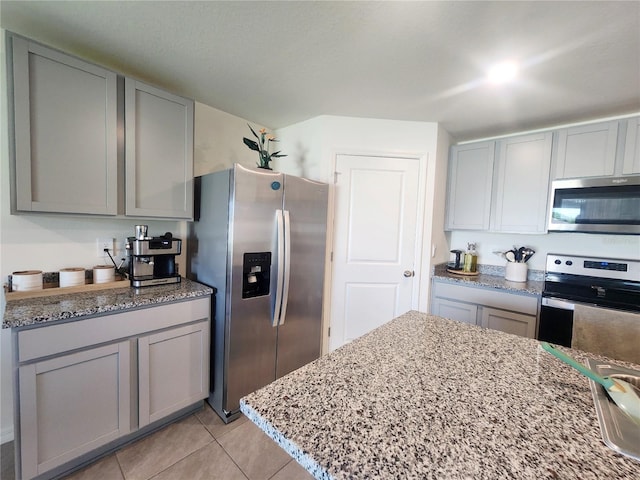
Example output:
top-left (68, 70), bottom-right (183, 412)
top-left (279, 210), bottom-right (291, 326)
top-left (273, 209), bottom-right (285, 327)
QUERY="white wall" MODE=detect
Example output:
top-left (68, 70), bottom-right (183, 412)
top-left (194, 104), bottom-right (267, 176)
top-left (450, 231), bottom-right (640, 272)
top-left (0, 26), bottom-right (268, 442)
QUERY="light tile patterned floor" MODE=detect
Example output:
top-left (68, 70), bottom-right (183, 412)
top-left (0, 404), bottom-right (314, 480)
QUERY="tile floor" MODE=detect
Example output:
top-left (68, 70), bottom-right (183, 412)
top-left (0, 403), bottom-right (314, 480)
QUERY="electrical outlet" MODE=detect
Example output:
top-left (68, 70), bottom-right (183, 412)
top-left (97, 238), bottom-right (114, 257)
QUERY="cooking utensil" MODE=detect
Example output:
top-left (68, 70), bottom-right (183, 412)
top-left (505, 250), bottom-right (516, 262)
top-left (522, 247), bottom-right (535, 263)
top-left (517, 247), bottom-right (526, 262)
top-left (541, 342), bottom-right (640, 424)
top-left (493, 250), bottom-right (507, 260)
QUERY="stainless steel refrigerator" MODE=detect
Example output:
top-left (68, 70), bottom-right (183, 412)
top-left (188, 164), bottom-right (329, 423)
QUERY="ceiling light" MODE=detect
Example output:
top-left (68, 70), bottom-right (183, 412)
top-left (487, 61), bottom-right (518, 85)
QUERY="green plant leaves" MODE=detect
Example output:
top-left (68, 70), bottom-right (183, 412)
top-left (243, 138), bottom-right (259, 151)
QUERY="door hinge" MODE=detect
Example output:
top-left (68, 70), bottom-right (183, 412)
top-left (330, 251), bottom-right (333, 262)
top-left (333, 171), bottom-right (341, 184)
top-left (328, 327), bottom-right (331, 337)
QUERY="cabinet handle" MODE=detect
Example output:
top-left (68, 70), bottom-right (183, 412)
top-left (403, 270), bottom-right (415, 278)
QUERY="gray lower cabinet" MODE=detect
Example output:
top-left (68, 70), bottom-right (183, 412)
top-left (138, 321), bottom-right (208, 427)
top-left (14, 297), bottom-right (210, 480)
top-left (18, 342), bottom-right (131, 479)
top-left (480, 307), bottom-right (536, 338)
top-left (431, 280), bottom-right (538, 338)
top-left (431, 297), bottom-right (478, 325)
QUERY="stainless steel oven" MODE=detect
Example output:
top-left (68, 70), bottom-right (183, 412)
top-left (539, 254), bottom-right (640, 347)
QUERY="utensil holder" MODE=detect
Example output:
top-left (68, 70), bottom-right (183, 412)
top-left (505, 262), bottom-right (527, 282)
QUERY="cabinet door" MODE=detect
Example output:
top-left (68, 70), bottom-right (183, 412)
top-left (553, 121), bottom-right (618, 179)
top-left (125, 79), bottom-right (194, 219)
top-left (492, 132), bottom-right (552, 233)
top-left (431, 297), bottom-right (478, 325)
top-left (445, 141), bottom-right (495, 230)
top-left (480, 307), bottom-right (536, 338)
top-left (18, 342), bottom-right (131, 479)
top-left (10, 36), bottom-right (118, 214)
top-left (623, 117), bottom-right (640, 175)
top-left (138, 321), bottom-right (209, 427)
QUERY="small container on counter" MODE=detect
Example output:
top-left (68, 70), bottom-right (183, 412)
top-left (59, 268), bottom-right (85, 288)
top-left (93, 265), bottom-right (115, 284)
top-left (11, 270), bottom-right (43, 292)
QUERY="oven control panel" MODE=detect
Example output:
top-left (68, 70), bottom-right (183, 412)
top-left (546, 254), bottom-right (640, 282)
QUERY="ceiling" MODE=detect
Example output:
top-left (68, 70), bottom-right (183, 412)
top-left (1, 1), bottom-right (639, 141)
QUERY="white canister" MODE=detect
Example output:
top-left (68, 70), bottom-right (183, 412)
top-left (12, 270), bottom-right (43, 291)
top-left (59, 268), bottom-right (86, 288)
top-left (505, 262), bottom-right (528, 282)
top-left (93, 265), bottom-right (115, 284)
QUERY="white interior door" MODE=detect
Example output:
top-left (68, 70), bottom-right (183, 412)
top-left (330, 154), bottom-right (421, 351)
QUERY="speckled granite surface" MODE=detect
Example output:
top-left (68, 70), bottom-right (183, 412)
top-left (241, 311), bottom-right (640, 479)
top-left (3, 278), bottom-right (213, 329)
top-left (432, 262), bottom-right (543, 296)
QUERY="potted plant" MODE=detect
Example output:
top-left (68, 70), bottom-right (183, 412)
top-left (243, 125), bottom-right (287, 170)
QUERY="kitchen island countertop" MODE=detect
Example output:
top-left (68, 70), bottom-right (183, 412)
top-left (240, 311), bottom-right (639, 479)
top-left (3, 278), bottom-right (213, 329)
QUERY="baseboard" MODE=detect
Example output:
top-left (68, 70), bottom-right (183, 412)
top-left (1, 425), bottom-right (13, 444)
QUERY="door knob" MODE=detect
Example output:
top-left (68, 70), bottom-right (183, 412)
top-left (403, 270), bottom-right (415, 277)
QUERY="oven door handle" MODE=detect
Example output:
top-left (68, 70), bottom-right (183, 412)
top-left (541, 297), bottom-right (575, 311)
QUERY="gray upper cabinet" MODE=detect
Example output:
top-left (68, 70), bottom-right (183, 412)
top-left (8, 33), bottom-right (194, 219)
top-left (446, 133), bottom-right (552, 233)
top-left (125, 79), bottom-right (194, 219)
top-left (623, 117), bottom-right (640, 175)
top-left (10, 36), bottom-right (118, 215)
top-left (553, 120), bottom-right (619, 179)
top-left (491, 132), bottom-right (552, 233)
top-left (445, 141), bottom-right (495, 230)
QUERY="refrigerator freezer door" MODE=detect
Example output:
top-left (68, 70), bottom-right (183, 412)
top-left (226, 165), bottom-right (284, 412)
top-left (276, 175), bottom-right (329, 378)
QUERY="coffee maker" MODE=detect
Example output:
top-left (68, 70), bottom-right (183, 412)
top-left (126, 225), bottom-right (181, 287)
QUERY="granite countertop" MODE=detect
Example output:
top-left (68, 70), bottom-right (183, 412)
top-left (432, 263), bottom-right (544, 296)
top-left (3, 278), bottom-right (213, 329)
top-left (240, 311), bottom-right (640, 479)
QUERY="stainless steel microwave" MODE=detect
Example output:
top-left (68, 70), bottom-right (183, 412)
top-left (548, 175), bottom-right (640, 234)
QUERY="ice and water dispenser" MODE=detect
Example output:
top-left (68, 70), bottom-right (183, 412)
top-left (242, 252), bottom-right (271, 298)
